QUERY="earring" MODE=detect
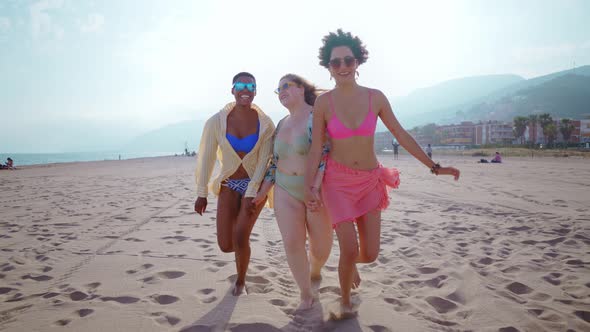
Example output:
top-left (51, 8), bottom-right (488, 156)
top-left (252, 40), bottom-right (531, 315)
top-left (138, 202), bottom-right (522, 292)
top-left (355, 70), bottom-right (360, 78)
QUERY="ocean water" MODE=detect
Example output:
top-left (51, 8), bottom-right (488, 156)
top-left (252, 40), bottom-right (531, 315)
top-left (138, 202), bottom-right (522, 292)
top-left (0, 151), bottom-right (178, 167)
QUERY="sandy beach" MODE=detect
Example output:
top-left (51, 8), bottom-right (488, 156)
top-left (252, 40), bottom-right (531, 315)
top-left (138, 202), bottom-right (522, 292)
top-left (0, 155), bottom-right (589, 331)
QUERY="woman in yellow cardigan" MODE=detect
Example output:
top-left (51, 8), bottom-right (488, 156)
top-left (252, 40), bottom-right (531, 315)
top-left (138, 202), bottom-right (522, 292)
top-left (194, 72), bottom-right (275, 296)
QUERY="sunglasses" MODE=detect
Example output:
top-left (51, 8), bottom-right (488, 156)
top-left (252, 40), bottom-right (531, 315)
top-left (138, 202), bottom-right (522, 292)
top-left (233, 82), bottom-right (256, 92)
top-left (329, 56), bottom-right (356, 69)
top-left (274, 82), bottom-right (297, 94)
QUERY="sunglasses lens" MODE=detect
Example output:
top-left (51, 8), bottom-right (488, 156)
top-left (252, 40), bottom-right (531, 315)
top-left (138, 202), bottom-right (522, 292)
top-left (329, 58), bottom-right (341, 68)
top-left (344, 57), bottom-right (355, 67)
top-left (234, 83), bottom-right (255, 92)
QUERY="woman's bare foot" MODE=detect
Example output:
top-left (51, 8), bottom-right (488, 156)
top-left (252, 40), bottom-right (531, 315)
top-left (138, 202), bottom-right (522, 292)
top-left (297, 295), bottom-right (314, 311)
top-left (232, 281), bottom-right (245, 296)
top-left (352, 265), bottom-right (361, 289)
top-left (328, 298), bottom-right (358, 320)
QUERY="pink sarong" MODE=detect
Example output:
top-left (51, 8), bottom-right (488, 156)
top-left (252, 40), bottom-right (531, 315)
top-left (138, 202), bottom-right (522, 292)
top-left (322, 158), bottom-right (400, 227)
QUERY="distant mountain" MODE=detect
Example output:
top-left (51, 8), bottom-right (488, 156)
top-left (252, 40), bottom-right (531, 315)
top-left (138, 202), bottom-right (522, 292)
top-left (461, 74), bottom-right (590, 122)
top-left (425, 65), bottom-right (590, 125)
top-left (122, 120), bottom-right (204, 153)
top-left (391, 74), bottom-right (524, 128)
top-left (389, 65), bottom-right (590, 129)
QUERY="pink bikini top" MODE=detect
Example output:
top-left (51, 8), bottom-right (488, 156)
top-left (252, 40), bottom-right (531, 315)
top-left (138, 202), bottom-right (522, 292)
top-left (326, 90), bottom-right (377, 140)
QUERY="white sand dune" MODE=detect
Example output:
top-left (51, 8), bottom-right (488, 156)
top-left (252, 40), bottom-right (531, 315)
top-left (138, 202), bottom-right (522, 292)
top-left (0, 155), bottom-right (589, 331)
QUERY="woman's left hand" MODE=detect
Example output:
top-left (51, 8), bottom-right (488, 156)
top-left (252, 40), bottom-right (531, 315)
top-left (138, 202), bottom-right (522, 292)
top-left (436, 166), bottom-right (460, 180)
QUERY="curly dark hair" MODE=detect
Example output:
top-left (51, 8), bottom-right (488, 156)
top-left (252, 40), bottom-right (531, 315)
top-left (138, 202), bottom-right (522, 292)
top-left (280, 74), bottom-right (327, 106)
top-left (318, 29), bottom-right (369, 68)
top-left (232, 72), bottom-right (256, 84)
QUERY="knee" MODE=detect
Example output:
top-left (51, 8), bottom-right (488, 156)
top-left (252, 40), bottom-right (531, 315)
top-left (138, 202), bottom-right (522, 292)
top-left (361, 250), bottom-right (379, 263)
top-left (218, 239), bottom-right (234, 253)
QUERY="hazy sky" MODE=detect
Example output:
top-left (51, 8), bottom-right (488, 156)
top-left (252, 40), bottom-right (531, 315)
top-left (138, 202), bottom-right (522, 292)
top-left (1, 0), bottom-right (589, 152)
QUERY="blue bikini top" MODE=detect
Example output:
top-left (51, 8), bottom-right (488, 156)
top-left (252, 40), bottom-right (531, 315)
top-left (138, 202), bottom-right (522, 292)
top-left (226, 122), bottom-right (259, 154)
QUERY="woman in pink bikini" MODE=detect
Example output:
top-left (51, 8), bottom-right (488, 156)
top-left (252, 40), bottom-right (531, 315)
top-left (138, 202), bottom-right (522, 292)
top-left (304, 30), bottom-right (461, 313)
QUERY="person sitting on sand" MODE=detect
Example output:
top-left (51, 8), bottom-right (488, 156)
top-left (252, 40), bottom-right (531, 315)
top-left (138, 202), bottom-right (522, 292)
top-left (491, 152), bottom-right (502, 163)
top-left (1, 158), bottom-right (15, 170)
top-left (194, 72), bottom-right (275, 296)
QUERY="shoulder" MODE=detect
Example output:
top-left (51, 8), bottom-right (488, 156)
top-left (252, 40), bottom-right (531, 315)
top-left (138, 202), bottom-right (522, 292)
top-left (204, 113), bottom-right (221, 128)
top-left (313, 91), bottom-right (331, 114)
top-left (368, 88), bottom-right (388, 102)
top-left (367, 88), bottom-right (393, 113)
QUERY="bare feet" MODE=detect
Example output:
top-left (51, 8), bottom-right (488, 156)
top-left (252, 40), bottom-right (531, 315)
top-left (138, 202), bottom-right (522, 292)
top-left (352, 265), bottom-right (361, 289)
top-left (328, 300), bottom-right (358, 320)
top-left (297, 296), bottom-right (314, 311)
top-left (232, 282), bottom-right (245, 296)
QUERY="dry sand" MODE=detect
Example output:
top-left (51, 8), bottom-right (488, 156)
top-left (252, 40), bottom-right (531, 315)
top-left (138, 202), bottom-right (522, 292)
top-left (0, 155), bottom-right (589, 331)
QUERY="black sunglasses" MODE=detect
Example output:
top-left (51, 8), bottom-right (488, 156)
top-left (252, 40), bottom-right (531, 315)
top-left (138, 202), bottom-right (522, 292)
top-left (329, 56), bottom-right (356, 69)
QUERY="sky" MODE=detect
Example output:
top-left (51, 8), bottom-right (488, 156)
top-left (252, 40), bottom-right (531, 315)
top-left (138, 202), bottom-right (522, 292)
top-left (1, 0), bottom-right (589, 152)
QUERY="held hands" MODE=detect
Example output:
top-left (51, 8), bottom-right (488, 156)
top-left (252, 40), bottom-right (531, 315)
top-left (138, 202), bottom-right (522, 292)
top-left (304, 186), bottom-right (322, 212)
top-left (194, 197), bottom-right (207, 215)
top-left (251, 190), bottom-right (268, 206)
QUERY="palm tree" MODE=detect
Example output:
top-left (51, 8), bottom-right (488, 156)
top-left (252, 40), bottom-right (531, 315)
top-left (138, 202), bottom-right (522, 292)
top-left (560, 118), bottom-right (575, 148)
top-left (528, 114), bottom-right (538, 144)
top-left (513, 116), bottom-right (528, 144)
top-left (539, 113), bottom-right (553, 144)
top-left (544, 123), bottom-right (558, 147)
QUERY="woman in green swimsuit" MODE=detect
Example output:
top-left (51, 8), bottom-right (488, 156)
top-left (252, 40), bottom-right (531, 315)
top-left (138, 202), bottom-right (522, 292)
top-left (253, 74), bottom-right (332, 310)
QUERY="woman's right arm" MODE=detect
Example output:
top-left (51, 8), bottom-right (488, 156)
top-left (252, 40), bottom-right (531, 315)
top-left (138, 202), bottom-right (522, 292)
top-left (194, 116), bottom-right (218, 214)
top-left (304, 95), bottom-right (328, 204)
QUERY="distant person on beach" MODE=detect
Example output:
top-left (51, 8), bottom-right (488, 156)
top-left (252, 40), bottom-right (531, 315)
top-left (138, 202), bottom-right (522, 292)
top-left (491, 152), bottom-right (502, 163)
top-left (392, 140), bottom-right (399, 160)
top-left (426, 143), bottom-right (432, 159)
top-left (253, 74), bottom-right (332, 310)
top-left (1, 157), bottom-right (15, 170)
top-left (304, 29), bottom-right (461, 315)
top-left (194, 72), bottom-right (275, 296)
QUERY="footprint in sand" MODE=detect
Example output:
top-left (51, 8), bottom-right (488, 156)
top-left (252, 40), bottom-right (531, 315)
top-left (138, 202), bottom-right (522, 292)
top-left (425, 296), bottom-right (458, 314)
top-left (197, 288), bottom-right (217, 304)
top-left (69, 291), bottom-right (89, 301)
top-left (384, 297), bottom-right (413, 312)
top-left (446, 290), bottom-right (466, 305)
top-left (126, 263), bottom-right (154, 275)
top-left (417, 267), bottom-right (438, 274)
top-left (574, 310), bottom-right (590, 323)
top-left (151, 311), bottom-right (181, 326)
top-left (157, 271), bottom-right (186, 279)
top-left (54, 319), bottom-right (71, 326)
top-left (151, 294), bottom-right (180, 305)
top-left (506, 282), bottom-right (533, 295)
top-left (21, 273), bottom-right (53, 281)
top-left (542, 273), bottom-right (562, 286)
top-left (77, 308), bottom-right (94, 317)
top-left (498, 327), bottom-right (520, 332)
top-left (101, 296), bottom-right (140, 304)
top-left (368, 325), bottom-right (392, 332)
top-left (269, 298), bottom-right (287, 307)
top-left (0, 287), bottom-right (16, 295)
